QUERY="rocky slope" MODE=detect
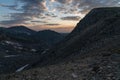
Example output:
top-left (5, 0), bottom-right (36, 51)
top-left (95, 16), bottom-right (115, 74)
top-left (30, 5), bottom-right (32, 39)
top-left (0, 7), bottom-right (120, 80)
top-left (35, 7), bottom-right (120, 65)
top-left (0, 26), bottom-right (65, 74)
top-left (0, 47), bottom-right (120, 80)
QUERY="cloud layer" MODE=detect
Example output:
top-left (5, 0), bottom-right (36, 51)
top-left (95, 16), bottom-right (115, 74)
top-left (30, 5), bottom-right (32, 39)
top-left (0, 0), bottom-right (48, 26)
top-left (0, 0), bottom-right (120, 32)
top-left (61, 16), bottom-right (81, 21)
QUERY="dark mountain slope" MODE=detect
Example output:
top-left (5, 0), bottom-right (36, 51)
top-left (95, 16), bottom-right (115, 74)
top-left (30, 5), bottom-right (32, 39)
top-left (0, 26), bottom-right (37, 43)
top-left (8, 26), bottom-right (36, 34)
top-left (69, 7), bottom-right (120, 37)
top-left (35, 7), bottom-right (120, 65)
top-left (35, 30), bottom-right (64, 45)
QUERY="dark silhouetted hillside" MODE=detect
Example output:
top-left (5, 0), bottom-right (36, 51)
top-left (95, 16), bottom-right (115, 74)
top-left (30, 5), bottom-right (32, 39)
top-left (41, 7), bottom-right (120, 64)
top-left (35, 30), bottom-right (65, 45)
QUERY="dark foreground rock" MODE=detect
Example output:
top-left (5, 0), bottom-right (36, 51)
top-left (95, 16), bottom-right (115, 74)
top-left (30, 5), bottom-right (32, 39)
top-left (0, 48), bottom-right (120, 80)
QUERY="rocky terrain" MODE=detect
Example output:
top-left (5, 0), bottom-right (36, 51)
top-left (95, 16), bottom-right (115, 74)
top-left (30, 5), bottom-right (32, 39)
top-left (0, 47), bottom-right (120, 80)
top-left (0, 7), bottom-right (120, 80)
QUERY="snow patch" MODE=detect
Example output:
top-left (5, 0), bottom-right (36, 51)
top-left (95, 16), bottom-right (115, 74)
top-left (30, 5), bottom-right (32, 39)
top-left (16, 64), bottom-right (29, 72)
top-left (26, 32), bottom-right (31, 35)
top-left (71, 73), bottom-right (78, 78)
top-left (4, 55), bottom-right (19, 58)
top-left (4, 40), bottom-right (22, 46)
top-left (41, 49), bottom-right (49, 54)
top-left (5, 41), bottom-right (14, 44)
top-left (31, 49), bottom-right (37, 52)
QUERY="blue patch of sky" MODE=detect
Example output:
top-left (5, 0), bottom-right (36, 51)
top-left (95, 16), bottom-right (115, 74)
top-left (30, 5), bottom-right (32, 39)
top-left (0, 0), bottom-right (24, 21)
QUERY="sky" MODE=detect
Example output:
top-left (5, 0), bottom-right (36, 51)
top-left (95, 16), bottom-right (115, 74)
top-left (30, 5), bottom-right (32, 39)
top-left (0, 0), bottom-right (120, 32)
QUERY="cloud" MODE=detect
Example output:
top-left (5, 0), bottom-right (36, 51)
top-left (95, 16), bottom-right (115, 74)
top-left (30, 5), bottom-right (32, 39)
top-left (74, 0), bottom-right (119, 12)
top-left (45, 23), bottom-right (60, 26)
top-left (0, 0), bottom-right (48, 26)
top-left (0, 19), bottom-right (27, 26)
top-left (19, 0), bottom-right (47, 12)
top-left (45, 13), bottom-right (57, 17)
top-left (54, 0), bottom-right (72, 4)
top-left (31, 20), bottom-right (47, 23)
top-left (0, 13), bottom-right (32, 26)
top-left (0, 4), bottom-right (17, 10)
top-left (61, 16), bottom-right (81, 21)
top-left (54, 0), bottom-right (120, 14)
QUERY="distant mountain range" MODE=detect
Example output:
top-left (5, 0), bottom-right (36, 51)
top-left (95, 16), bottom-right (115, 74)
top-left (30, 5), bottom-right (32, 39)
top-left (0, 26), bottom-right (67, 74)
top-left (0, 26), bottom-right (67, 44)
